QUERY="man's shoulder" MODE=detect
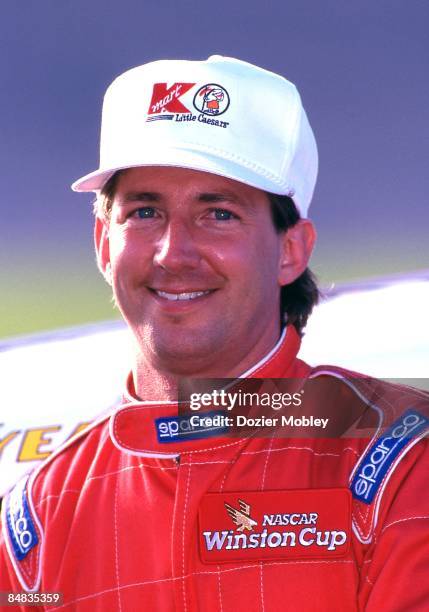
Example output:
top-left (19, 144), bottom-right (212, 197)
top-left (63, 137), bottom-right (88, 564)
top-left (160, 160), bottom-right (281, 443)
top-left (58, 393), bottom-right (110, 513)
top-left (3, 412), bottom-right (113, 525)
top-left (0, 413), bottom-right (114, 591)
top-left (32, 412), bottom-right (115, 500)
top-left (308, 364), bottom-right (429, 542)
top-left (309, 363), bottom-right (429, 422)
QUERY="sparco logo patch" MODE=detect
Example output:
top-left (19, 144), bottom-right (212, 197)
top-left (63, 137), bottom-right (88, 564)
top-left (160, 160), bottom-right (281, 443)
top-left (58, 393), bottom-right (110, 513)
top-left (155, 410), bottom-right (229, 443)
top-left (351, 409), bottom-right (429, 504)
top-left (5, 477), bottom-right (38, 561)
top-left (147, 82), bottom-right (195, 121)
top-left (193, 84), bottom-right (230, 116)
top-left (199, 489), bottom-right (351, 563)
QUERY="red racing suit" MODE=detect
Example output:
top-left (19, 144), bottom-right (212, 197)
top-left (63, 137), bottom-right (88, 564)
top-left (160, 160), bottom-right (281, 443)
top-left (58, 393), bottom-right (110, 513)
top-left (1, 325), bottom-right (428, 611)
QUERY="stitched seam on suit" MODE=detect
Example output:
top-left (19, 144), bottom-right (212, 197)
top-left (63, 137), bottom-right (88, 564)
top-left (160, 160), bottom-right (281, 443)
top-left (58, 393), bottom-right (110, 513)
top-left (378, 515), bottom-right (429, 539)
top-left (48, 559), bottom-right (355, 610)
top-left (216, 452), bottom-right (231, 612)
top-left (35, 446), bottom-right (359, 511)
top-left (242, 446), bottom-right (360, 458)
top-left (182, 461), bottom-right (192, 612)
top-left (246, 340), bottom-right (287, 376)
top-left (35, 463), bottom-right (178, 509)
top-left (259, 435), bottom-right (274, 612)
top-left (114, 455), bottom-right (123, 612)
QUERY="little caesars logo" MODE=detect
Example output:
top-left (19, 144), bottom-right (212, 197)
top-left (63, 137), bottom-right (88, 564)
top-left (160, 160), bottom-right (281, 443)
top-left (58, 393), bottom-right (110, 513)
top-left (202, 499), bottom-right (347, 553)
top-left (147, 82), bottom-right (230, 128)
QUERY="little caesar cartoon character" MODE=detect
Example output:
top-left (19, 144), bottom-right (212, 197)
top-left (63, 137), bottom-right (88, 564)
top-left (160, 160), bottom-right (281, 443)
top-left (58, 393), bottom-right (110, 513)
top-left (201, 86), bottom-right (224, 113)
top-left (1, 56), bottom-right (428, 611)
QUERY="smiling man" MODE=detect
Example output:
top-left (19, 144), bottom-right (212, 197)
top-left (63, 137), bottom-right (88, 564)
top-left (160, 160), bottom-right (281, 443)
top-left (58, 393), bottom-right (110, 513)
top-left (1, 56), bottom-right (428, 611)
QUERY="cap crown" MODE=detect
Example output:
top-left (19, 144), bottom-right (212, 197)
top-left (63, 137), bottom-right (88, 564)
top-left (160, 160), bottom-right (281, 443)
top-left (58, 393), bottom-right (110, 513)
top-left (72, 55), bottom-right (318, 217)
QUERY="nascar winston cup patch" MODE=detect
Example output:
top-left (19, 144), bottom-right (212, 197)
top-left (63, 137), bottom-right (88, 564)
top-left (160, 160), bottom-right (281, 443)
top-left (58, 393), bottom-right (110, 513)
top-left (198, 489), bottom-right (351, 563)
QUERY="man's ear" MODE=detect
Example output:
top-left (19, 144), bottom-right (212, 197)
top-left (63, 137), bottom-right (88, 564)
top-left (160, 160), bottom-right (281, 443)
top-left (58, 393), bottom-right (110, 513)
top-left (94, 215), bottom-right (112, 285)
top-left (278, 219), bottom-right (317, 286)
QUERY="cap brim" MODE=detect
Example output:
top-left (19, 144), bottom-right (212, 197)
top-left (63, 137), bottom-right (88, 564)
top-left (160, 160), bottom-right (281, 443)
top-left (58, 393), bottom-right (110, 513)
top-left (72, 169), bottom-right (116, 192)
top-left (71, 147), bottom-right (288, 196)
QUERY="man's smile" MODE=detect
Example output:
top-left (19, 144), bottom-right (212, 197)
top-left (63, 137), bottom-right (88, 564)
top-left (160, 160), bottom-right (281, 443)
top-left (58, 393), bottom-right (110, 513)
top-left (150, 288), bottom-right (215, 302)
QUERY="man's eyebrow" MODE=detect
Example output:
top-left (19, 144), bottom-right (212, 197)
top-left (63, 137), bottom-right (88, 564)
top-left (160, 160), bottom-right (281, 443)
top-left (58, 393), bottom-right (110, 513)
top-left (117, 191), bottom-right (160, 205)
top-left (197, 192), bottom-right (242, 204)
top-left (198, 192), bottom-right (259, 214)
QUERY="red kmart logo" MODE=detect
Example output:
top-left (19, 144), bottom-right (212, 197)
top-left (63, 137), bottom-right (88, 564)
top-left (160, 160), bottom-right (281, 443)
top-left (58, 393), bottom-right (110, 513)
top-left (148, 82), bottom-right (195, 116)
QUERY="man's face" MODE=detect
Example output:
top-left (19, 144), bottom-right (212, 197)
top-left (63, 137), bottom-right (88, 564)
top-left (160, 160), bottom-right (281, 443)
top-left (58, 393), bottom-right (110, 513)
top-left (96, 167), bottom-right (293, 376)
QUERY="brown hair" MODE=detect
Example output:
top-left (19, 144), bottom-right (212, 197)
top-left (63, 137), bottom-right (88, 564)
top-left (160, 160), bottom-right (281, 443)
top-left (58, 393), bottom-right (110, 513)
top-left (96, 172), bottom-right (320, 335)
top-left (94, 170), bottom-right (125, 218)
top-left (268, 193), bottom-right (320, 335)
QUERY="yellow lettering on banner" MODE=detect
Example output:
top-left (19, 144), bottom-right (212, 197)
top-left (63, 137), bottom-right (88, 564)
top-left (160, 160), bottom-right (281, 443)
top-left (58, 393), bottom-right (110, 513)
top-left (0, 431), bottom-right (19, 456)
top-left (18, 426), bottom-right (61, 462)
top-left (68, 422), bottom-right (91, 439)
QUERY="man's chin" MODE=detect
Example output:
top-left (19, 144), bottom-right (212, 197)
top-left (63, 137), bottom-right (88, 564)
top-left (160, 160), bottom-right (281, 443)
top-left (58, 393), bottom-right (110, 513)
top-left (139, 328), bottom-right (226, 374)
top-left (156, 343), bottom-right (215, 372)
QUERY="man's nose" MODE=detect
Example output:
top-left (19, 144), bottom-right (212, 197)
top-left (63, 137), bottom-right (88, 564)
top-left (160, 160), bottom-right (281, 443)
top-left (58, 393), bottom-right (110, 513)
top-left (153, 220), bottom-right (201, 273)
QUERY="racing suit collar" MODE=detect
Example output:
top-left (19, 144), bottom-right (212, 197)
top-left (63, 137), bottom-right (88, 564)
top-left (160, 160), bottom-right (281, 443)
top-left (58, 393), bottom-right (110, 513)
top-left (109, 325), bottom-right (307, 458)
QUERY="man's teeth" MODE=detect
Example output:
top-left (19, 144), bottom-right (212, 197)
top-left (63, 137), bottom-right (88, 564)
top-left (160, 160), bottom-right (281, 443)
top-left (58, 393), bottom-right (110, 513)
top-left (155, 290), bottom-right (211, 301)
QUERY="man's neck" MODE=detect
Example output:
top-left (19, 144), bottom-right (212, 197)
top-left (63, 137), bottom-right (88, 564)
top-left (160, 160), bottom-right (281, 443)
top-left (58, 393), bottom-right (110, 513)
top-left (131, 329), bottom-right (286, 402)
top-left (131, 359), bottom-right (180, 402)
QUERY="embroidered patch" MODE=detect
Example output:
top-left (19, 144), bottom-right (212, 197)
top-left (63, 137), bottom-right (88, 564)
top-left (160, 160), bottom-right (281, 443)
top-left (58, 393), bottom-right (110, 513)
top-left (351, 409), bottom-right (429, 504)
top-left (5, 477), bottom-right (39, 561)
top-left (193, 84), bottom-right (230, 116)
top-left (146, 82), bottom-right (195, 120)
top-left (155, 410), bottom-right (230, 443)
top-left (146, 82), bottom-right (231, 129)
top-left (198, 488), bottom-right (351, 563)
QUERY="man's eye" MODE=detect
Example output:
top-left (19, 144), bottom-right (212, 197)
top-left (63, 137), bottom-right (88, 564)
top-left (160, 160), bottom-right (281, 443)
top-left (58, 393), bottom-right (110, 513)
top-left (134, 207), bottom-right (156, 219)
top-left (210, 208), bottom-right (237, 221)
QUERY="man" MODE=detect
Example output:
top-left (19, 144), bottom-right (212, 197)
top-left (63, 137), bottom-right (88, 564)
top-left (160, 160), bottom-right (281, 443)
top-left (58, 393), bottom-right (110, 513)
top-left (1, 56), bottom-right (428, 611)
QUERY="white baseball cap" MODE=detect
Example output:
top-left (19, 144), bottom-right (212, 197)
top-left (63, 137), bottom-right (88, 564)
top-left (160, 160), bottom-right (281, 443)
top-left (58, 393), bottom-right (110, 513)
top-left (72, 55), bottom-right (318, 217)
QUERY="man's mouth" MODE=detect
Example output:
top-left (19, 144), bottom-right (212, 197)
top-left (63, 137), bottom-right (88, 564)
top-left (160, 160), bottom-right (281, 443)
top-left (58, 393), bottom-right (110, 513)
top-left (152, 289), bottom-right (213, 301)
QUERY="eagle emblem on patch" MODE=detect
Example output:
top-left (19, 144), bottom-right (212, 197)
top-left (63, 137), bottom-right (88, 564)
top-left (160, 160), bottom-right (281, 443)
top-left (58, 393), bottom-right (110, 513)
top-left (224, 499), bottom-right (258, 532)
